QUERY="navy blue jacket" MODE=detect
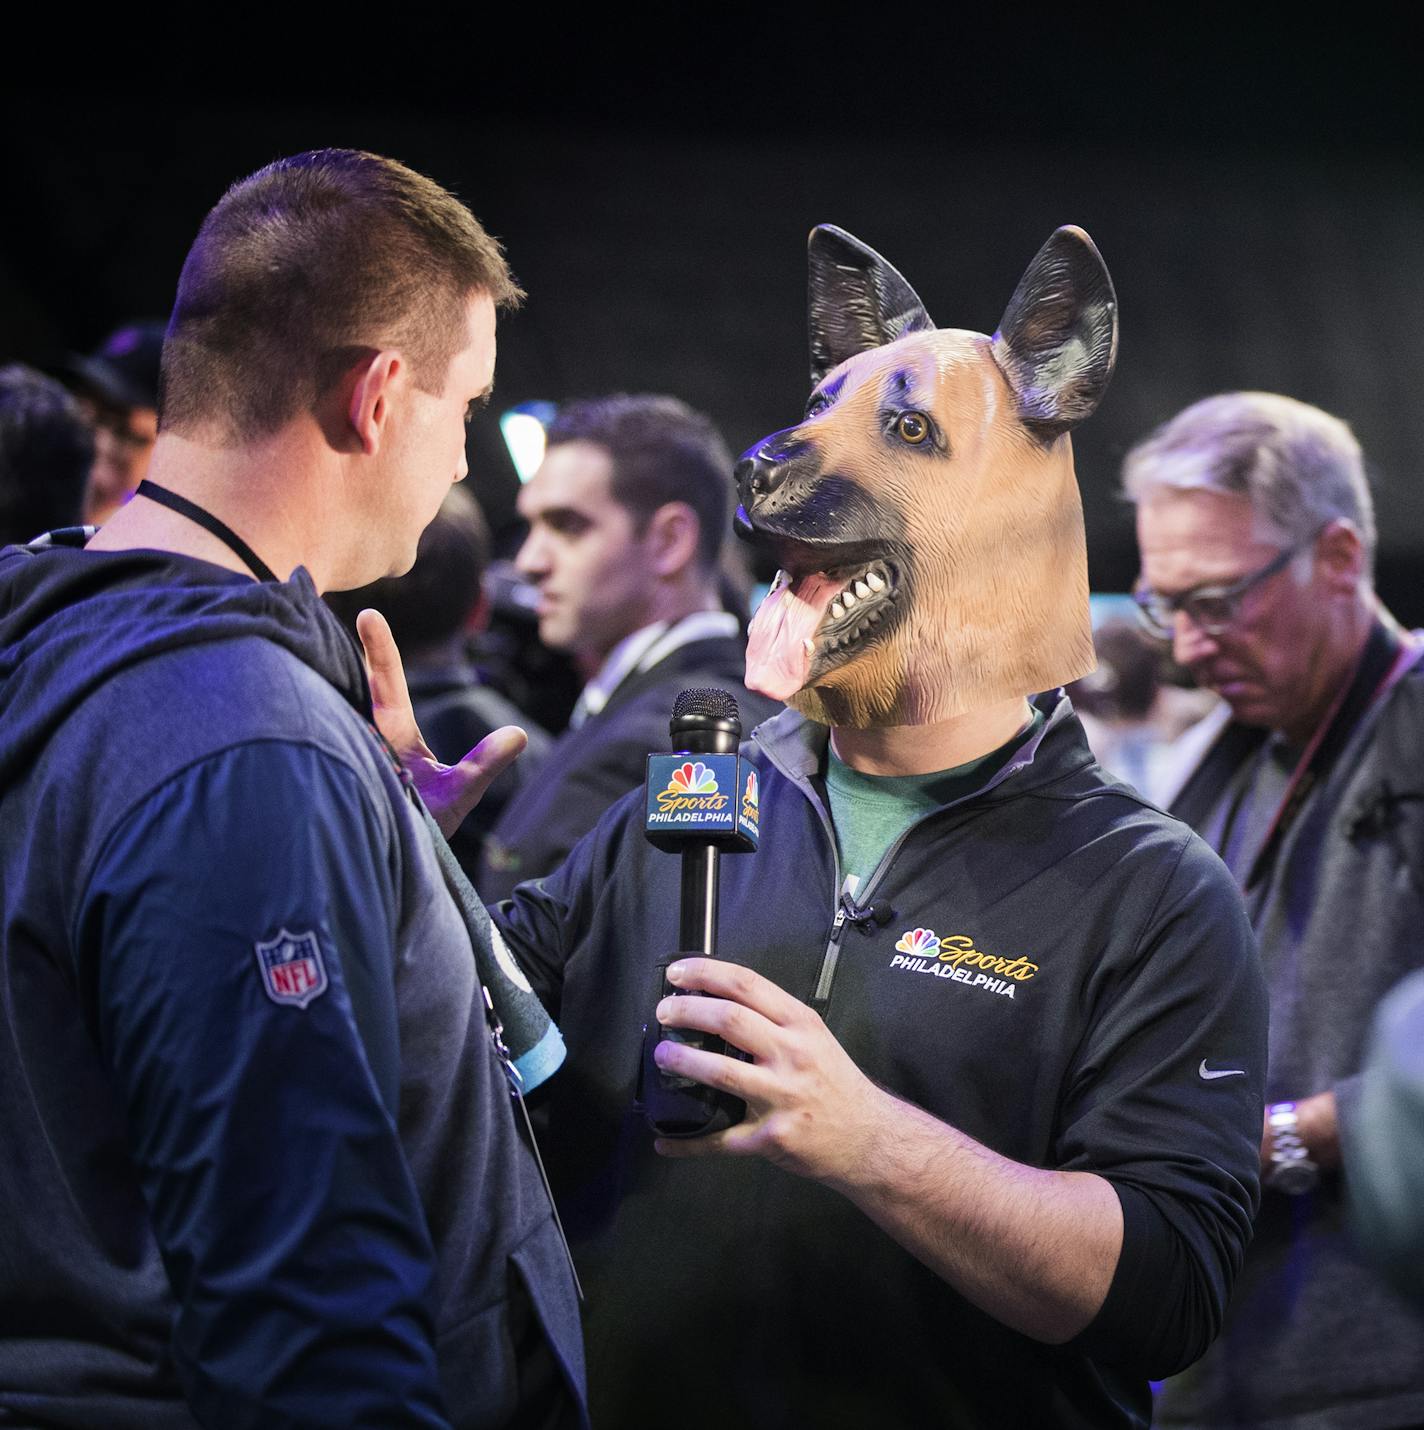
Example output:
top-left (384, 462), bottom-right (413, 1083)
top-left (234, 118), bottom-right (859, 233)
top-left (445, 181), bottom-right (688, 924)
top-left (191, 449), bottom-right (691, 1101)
top-left (494, 697), bottom-right (1267, 1430)
top-left (0, 536), bottom-right (586, 1429)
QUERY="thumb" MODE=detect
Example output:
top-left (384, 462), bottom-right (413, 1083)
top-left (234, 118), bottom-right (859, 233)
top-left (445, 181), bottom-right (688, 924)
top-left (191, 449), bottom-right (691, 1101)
top-left (459, 724), bottom-right (530, 788)
top-left (430, 724), bottom-right (530, 836)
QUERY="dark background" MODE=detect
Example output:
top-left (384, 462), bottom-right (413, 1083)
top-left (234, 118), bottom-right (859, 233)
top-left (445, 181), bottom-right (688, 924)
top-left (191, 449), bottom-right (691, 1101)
top-left (6, 18), bottom-right (1421, 618)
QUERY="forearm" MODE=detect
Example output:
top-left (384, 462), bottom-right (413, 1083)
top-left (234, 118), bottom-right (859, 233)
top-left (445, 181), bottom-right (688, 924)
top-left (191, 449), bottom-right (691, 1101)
top-left (831, 1084), bottom-right (1123, 1343)
top-left (655, 957), bottom-right (1126, 1343)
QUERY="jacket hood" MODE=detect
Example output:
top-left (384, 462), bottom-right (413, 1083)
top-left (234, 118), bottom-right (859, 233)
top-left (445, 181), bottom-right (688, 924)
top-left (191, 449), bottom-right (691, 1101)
top-left (0, 533), bottom-right (370, 789)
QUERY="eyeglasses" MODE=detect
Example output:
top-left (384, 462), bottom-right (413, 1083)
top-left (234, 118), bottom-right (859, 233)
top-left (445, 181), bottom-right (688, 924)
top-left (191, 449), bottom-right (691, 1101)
top-left (1133, 542), bottom-right (1306, 639)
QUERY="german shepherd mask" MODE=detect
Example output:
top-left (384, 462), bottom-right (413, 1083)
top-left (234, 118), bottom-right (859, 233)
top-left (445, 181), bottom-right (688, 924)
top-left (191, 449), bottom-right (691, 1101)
top-left (737, 224), bottom-right (1118, 729)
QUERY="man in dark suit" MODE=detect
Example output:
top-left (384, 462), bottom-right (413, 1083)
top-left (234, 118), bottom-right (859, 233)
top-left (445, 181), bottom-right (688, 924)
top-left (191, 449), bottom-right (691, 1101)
top-left (478, 394), bottom-right (778, 900)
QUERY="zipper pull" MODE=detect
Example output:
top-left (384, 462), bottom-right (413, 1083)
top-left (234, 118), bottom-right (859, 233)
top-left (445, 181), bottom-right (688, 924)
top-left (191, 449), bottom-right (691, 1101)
top-left (812, 875), bottom-right (862, 1014)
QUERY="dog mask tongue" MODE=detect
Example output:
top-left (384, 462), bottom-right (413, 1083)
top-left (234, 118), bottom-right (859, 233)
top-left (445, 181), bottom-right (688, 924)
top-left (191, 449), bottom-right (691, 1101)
top-left (745, 569), bottom-right (842, 701)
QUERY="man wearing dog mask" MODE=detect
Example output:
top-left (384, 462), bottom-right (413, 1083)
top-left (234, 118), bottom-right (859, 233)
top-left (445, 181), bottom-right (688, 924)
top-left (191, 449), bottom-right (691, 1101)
top-left (490, 226), bottom-right (1267, 1429)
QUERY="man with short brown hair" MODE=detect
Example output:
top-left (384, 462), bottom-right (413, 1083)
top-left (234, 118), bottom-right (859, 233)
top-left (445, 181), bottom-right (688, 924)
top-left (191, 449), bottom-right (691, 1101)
top-left (160, 149), bottom-right (522, 447)
top-left (0, 150), bottom-right (586, 1429)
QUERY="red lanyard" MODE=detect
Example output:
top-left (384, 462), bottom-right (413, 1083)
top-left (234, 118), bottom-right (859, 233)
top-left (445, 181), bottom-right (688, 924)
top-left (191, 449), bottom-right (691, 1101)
top-left (1244, 631), bottom-right (1423, 891)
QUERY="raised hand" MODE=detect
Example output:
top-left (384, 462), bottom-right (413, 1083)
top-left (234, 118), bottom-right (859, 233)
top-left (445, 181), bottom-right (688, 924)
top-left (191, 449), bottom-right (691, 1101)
top-left (357, 607), bottom-right (527, 838)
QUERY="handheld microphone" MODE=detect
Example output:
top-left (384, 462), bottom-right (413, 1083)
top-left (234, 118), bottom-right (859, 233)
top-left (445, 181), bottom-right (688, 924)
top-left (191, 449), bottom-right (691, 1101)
top-left (639, 687), bottom-right (758, 1137)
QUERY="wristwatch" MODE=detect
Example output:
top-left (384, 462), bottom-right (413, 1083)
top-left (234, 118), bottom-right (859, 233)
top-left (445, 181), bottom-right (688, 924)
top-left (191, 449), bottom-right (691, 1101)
top-left (1266, 1101), bottom-right (1319, 1194)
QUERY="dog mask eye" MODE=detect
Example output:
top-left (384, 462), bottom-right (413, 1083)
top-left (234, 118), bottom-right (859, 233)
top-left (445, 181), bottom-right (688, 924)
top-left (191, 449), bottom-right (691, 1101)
top-left (896, 411), bottom-right (930, 444)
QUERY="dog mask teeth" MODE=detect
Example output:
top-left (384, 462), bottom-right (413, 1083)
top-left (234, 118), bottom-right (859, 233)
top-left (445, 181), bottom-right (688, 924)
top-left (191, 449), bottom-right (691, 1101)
top-left (745, 562), bottom-right (898, 702)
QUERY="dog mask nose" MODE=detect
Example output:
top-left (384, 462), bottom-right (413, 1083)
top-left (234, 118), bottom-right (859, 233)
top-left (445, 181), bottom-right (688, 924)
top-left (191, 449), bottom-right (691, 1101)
top-left (736, 437), bottom-right (805, 504)
top-left (733, 452), bottom-right (788, 546)
top-left (734, 453), bottom-right (781, 502)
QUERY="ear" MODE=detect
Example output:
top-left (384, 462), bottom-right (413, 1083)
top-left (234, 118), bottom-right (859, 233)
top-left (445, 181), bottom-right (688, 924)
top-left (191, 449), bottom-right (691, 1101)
top-left (1314, 519), bottom-right (1367, 592)
top-left (646, 501), bottom-right (701, 578)
top-left (807, 225), bottom-right (935, 387)
top-left (347, 349), bottom-right (402, 456)
top-left (991, 226), bottom-right (1118, 441)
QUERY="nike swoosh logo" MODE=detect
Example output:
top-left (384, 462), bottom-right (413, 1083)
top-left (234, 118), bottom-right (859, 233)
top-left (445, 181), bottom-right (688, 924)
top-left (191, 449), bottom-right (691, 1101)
top-left (1199, 1060), bottom-right (1247, 1081)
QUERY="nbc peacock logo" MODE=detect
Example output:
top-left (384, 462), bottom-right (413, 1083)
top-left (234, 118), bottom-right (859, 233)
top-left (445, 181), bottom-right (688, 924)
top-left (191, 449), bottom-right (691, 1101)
top-left (664, 761), bottom-right (719, 796)
top-left (895, 927), bottom-right (941, 957)
top-left (740, 768), bottom-right (760, 830)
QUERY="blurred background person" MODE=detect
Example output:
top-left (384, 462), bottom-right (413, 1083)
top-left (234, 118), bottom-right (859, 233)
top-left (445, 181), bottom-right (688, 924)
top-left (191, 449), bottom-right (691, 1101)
top-left (327, 482), bottom-right (550, 877)
top-left (478, 393), bottom-right (779, 901)
top-left (1125, 390), bottom-right (1424, 1430)
top-left (1067, 616), bottom-right (1222, 806)
top-left (0, 363), bottom-right (94, 547)
top-left (1350, 968), bottom-right (1424, 1312)
top-left (64, 320), bottom-right (163, 525)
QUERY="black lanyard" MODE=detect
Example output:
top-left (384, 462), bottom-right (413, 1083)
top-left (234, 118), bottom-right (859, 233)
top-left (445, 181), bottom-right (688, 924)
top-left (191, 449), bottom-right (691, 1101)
top-left (136, 480), bottom-right (278, 583)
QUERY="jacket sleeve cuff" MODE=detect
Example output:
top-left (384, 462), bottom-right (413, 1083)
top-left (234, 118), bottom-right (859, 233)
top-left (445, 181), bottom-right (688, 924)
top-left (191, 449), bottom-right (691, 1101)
top-left (1067, 1180), bottom-right (1215, 1378)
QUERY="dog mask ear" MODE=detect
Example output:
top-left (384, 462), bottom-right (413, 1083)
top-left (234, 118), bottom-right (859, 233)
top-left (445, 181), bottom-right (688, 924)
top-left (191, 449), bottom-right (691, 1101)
top-left (991, 226), bottom-right (1118, 440)
top-left (807, 225), bottom-right (935, 387)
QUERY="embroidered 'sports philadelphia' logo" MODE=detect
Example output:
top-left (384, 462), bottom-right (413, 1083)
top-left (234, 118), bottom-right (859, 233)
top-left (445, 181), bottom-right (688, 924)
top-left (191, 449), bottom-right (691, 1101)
top-left (890, 927), bottom-right (1038, 999)
top-left (657, 761), bottom-right (730, 814)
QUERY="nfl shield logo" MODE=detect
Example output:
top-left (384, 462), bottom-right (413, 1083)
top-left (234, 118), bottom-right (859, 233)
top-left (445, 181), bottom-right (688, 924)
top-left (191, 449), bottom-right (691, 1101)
top-left (254, 928), bottom-right (329, 1009)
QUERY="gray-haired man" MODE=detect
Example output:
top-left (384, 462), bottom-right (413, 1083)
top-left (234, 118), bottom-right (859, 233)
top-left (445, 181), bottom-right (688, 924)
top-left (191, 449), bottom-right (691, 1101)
top-left (1126, 391), bottom-right (1424, 1429)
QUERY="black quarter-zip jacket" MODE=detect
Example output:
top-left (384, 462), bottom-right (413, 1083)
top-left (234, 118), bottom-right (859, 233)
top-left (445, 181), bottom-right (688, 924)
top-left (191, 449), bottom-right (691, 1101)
top-left (494, 692), bottom-right (1267, 1430)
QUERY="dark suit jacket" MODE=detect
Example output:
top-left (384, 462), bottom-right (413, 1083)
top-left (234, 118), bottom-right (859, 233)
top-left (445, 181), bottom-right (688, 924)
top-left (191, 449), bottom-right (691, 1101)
top-left (477, 635), bottom-right (780, 902)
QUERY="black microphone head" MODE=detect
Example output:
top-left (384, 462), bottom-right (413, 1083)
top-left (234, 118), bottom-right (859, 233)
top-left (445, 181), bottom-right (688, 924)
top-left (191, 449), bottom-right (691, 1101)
top-left (670, 687), bottom-right (741, 754)
top-left (673, 687), bottom-right (740, 724)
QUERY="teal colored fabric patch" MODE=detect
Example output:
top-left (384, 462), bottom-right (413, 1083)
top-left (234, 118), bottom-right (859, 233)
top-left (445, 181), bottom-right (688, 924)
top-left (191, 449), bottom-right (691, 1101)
top-left (827, 707), bottom-right (1045, 888)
